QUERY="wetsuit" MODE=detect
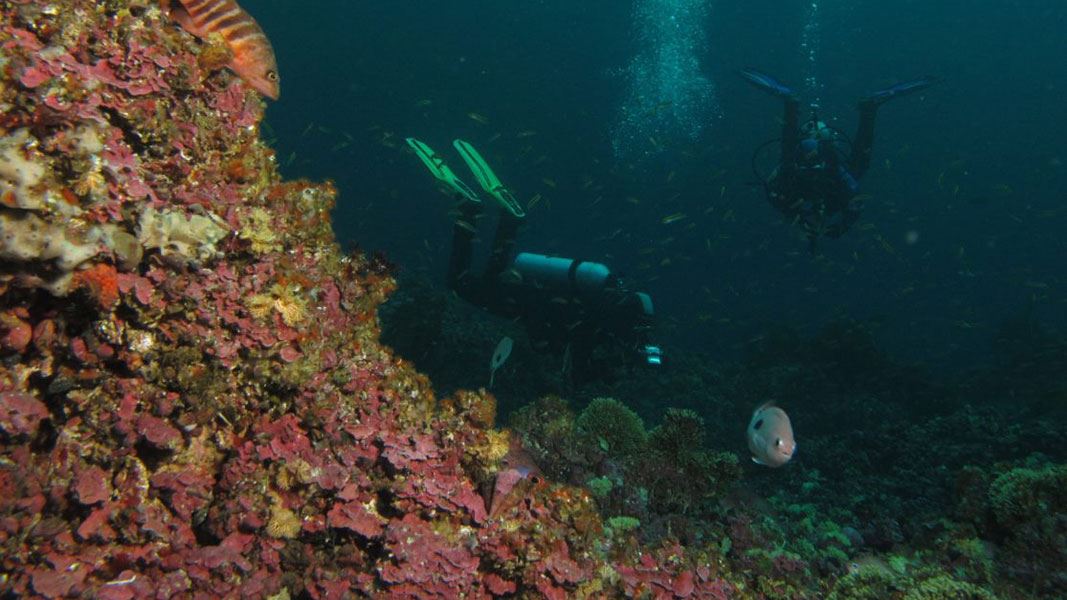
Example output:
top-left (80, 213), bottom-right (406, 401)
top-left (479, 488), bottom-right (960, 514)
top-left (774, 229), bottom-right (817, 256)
top-left (446, 198), bottom-right (658, 382)
top-left (767, 97), bottom-right (879, 249)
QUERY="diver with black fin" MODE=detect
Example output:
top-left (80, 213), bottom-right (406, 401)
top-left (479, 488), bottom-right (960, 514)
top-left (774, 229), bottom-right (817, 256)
top-left (740, 68), bottom-right (937, 252)
top-left (406, 137), bottom-right (662, 384)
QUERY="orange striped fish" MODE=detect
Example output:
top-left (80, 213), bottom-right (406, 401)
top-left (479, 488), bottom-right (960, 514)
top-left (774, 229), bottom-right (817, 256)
top-left (168, 0), bottom-right (280, 99)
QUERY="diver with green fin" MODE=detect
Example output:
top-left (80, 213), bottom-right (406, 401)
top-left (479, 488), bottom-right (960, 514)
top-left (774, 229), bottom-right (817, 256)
top-left (406, 137), bottom-right (662, 383)
top-left (741, 68), bottom-right (937, 252)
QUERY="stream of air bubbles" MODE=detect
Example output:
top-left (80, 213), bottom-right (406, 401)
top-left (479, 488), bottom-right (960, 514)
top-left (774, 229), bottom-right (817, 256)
top-left (612, 0), bottom-right (719, 164)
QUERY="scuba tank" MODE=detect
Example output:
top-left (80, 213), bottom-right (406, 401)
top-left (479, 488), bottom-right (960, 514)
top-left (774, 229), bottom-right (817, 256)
top-left (512, 253), bottom-right (663, 367)
top-left (511, 253), bottom-right (612, 299)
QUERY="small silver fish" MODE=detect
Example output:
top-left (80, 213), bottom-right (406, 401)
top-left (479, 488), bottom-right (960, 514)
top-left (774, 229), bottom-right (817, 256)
top-left (747, 402), bottom-right (796, 467)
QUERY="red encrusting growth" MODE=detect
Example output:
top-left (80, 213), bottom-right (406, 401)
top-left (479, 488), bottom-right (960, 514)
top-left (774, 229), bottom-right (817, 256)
top-left (71, 263), bottom-right (120, 310)
top-left (0, 1), bottom-right (737, 598)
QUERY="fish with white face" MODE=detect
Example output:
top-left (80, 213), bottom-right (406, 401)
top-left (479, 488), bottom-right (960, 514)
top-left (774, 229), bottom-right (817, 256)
top-left (747, 402), bottom-right (796, 467)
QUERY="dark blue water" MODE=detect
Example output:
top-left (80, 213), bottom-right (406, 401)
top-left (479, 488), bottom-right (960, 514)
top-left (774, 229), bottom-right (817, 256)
top-left (256, 0), bottom-right (1067, 372)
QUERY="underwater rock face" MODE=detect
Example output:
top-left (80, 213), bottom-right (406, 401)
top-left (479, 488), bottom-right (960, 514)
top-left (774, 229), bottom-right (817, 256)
top-left (0, 1), bottom-right (737, 597)
top-left (136, 207), bottom-right (229, 267)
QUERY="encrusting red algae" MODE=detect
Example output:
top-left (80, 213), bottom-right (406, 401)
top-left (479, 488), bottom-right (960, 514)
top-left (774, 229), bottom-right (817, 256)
top-left (0, 0), bottom-right (736, 597)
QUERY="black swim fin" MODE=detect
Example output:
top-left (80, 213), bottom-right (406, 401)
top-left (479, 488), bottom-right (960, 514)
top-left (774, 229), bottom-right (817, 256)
top-left (863, 77), bottom-right (939, 106)
top-left (739, 68), bottom-right (797, 99)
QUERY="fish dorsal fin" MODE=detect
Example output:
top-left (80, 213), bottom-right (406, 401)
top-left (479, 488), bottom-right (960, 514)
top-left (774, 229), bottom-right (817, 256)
top-left (755, 400), bottom-right (778, 412)
top-left (168, 1), bottom-right (207, 38)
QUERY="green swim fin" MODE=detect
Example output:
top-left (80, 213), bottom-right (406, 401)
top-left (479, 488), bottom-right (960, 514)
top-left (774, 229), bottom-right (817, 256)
top-left (405, 137), bottom-right (480, 203)
top-left (452, 139), bottom-right (526, 218)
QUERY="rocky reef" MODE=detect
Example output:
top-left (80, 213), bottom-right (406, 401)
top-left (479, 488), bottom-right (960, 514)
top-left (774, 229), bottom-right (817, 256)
top-left (0, 1), bottom-right (741, 598)
top-left (2, 1), bottom-right (1065, 599)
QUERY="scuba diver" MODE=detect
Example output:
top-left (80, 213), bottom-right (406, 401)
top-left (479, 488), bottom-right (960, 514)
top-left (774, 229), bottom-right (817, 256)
top-left (406, 137), bottom-right (662, 384)
top-left (741, 68), bottom-right (936, 251)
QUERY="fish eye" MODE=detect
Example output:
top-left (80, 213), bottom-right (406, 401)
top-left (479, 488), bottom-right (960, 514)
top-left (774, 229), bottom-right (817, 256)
top-left (267, 70), bottom-right (278, 81)
top-left (775, 438), bottom-right (783, 447)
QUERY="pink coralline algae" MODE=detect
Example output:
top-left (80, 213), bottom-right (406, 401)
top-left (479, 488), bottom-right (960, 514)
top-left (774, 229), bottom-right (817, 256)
top-left (0, 391), bottom-right (49, 436)
top-left (0, 310), bottom-right (33, 353)
top-left (73, 466), bottom-right (110, 506)
top-left (326, 484), bottom-right (386, 538)
top-left (616, 546), bottom-right (735, 600)
top-left (379, 514), bottom-right (485, 598)
top-left (0, 1), bottom-right (738, 598)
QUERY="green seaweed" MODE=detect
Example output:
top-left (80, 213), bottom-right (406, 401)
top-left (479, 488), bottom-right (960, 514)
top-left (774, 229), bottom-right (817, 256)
top-left (576, 397), bottom-right (648, 458)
